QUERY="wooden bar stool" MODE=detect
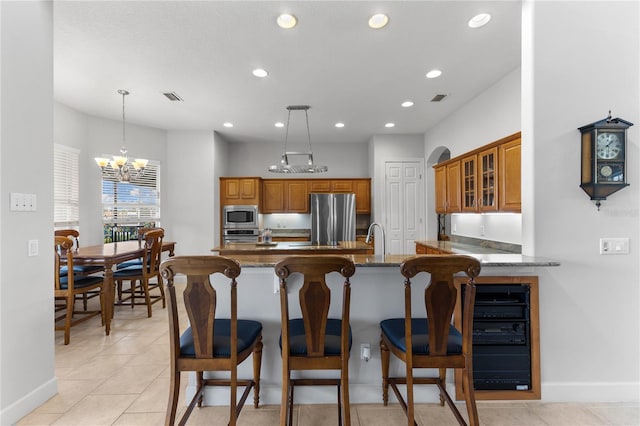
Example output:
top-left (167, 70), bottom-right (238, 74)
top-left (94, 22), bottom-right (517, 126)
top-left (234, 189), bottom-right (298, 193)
top-left (275, 255), bottom-right (356, 426)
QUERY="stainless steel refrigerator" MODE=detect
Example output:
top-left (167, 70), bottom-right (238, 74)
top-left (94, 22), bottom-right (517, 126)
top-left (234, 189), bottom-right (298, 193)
top-left (310, 193), bottom-right (356, 245)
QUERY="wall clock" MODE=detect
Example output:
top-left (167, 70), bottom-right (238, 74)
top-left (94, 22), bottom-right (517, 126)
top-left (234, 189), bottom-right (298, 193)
top-left (578, 111), bottom-right (633, 210)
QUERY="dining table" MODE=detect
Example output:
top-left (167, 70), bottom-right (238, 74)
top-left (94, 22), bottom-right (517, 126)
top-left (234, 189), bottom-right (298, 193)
top-left (71, 240), bottom-right (176, 335)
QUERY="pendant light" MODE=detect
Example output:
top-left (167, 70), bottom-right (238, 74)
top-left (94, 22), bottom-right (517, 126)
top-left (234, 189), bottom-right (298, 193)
top-left (94, 90), bottom-right (148, 182)
top-left (269, 105), bottom-right (328, 173)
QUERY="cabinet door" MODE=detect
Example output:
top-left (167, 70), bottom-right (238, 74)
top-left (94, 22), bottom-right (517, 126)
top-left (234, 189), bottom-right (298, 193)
top-left (220, 177), bottom-right (259, 205)
top-left (308, 180), bottom-right (331, 193)
top-left (478, 147), bottom-right (498, 212)
top-left (446, 161), bottom-right (461, 213)
top-left (262, 180), bottom-right (285, 213)
top-left (354, 179), bottom-right (371, 214)
top-left (331, 180), bottom-right (354, 192)
top-left (461, 155), bottom-right (478, 212)
top-left (286, 180), bottom-right (309, 213)
top-left (499, 138), bottom-right (522, 212)
top-left (434, 165), bottom-right (447, 214)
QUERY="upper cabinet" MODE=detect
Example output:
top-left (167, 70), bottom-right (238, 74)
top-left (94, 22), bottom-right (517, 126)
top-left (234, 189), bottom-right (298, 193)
top-left (435, 161), bottom-right (461, 213)
top-left (498, 136), bottom-right (522, 212)
top-left (220, 177), bottom-right (260, 205)
top-left (262, 180), bottom-right (309, 214)
top-left (306, 178), bottom-right (371, 214)
top-left (433, 132), bottom-right (521, 214)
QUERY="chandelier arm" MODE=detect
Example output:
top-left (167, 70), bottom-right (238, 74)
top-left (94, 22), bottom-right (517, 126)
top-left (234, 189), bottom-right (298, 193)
top-left (304, 108), bottom-right (312, 154)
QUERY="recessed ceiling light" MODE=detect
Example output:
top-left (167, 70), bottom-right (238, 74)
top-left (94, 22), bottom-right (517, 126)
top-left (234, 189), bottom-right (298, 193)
top-left (277, 13), bottom-right (297, 29)
top-left (468, 13), bottom-right (491, 28)
top-left (426, 69), bottom-right (442, 79)
top-left (401, 101), bottom-right (414, 108)
top-left (223, 122), bottom-right (233, 128)
top-left (335, 122), bottom-right (345, 128)
top-left (368, 13), bottom-right (389, 29)
top-left (252, 68), bottom-right (268, 78)
top-left (385, 122), bottom-right (395, 128)
top-left (275, 122), bottom-right (284, 128)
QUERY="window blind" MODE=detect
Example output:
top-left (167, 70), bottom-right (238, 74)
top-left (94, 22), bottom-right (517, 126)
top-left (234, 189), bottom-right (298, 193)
top-left (101, 160), bottom-right (160, 224)
top-left (54, 144), bottom-right (80, 227)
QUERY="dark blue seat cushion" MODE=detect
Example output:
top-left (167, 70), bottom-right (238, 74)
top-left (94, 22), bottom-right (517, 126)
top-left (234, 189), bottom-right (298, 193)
top-left (113, 264), bottom-right (149, 278)
top-left (116, 258), bottom-right (143, 270)
top-left (280, 318), bottom-right (352, 356)
top-left (380, 318), bottom-right (462, 355)
top-left (59, 275), bottom-right (103, 290)
top-left (179, 319), bottom-right (262, 358)
top-left (59, 265), bottom-right (103, 277)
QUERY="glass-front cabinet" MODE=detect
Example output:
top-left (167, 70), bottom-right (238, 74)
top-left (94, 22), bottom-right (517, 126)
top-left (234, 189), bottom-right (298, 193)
top-left (478, 147), bottom-right (498, 212)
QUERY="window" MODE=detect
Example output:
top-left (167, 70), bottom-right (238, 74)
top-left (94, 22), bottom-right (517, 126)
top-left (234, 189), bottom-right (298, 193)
top-left (101, 160), bottom-right (160, 242)
top-left (54, 144), bottom-right (80, 227)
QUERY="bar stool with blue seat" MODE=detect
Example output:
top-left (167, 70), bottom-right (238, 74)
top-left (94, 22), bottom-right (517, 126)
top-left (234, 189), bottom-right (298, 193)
top-left (160, 255), bottom-right (263, 426)
top-left (380, 255), bottom-right (481, 426)
top-left (275, 255), bottom-right (356, 426)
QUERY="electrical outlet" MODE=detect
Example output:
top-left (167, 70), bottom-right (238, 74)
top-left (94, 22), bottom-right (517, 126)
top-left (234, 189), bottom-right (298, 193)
top-left (360, 343), bottom-right (371, 361)
top-left (480, 225), bottom-right (485, 236)
top-left (28, 240), bottom-right (39, 256)
top-left (600, 238), bottom-right (630, 255)
top-left (273, 275), bottom-right (280, 294)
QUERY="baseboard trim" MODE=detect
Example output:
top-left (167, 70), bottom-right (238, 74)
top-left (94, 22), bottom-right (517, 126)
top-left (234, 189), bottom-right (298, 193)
top-left (541, 382), bottom-right (640, 402)
top-left (0, 376), bottom-right (58, 425)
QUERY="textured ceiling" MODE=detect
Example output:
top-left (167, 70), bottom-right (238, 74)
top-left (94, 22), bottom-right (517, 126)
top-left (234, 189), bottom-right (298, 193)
top-left (53, 1), bottom-right (521, 145)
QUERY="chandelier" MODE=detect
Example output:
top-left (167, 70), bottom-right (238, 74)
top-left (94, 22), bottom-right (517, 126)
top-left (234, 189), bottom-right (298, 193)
top-left (269, 105), bottom-right (328, 173)
top-left (94, 90), bottom-right (148, 182)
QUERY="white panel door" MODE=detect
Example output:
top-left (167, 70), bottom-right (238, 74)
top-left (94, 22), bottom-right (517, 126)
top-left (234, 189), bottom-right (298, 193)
top-left (385, 161), bottom-right (424, 255)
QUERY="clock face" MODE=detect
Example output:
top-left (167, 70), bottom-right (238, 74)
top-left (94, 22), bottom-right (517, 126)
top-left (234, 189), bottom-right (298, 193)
top-left (596, 132), bottom-right (623, 160)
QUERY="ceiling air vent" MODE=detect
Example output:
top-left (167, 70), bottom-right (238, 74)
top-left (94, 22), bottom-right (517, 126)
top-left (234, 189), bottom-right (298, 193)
top-left (431, 94), bottom-right (447, 102)
top-left (162, 92), bottom-right (183, 101)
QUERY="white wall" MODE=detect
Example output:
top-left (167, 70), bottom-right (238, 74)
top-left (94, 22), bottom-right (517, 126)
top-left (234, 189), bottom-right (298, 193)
top-left (424, 67), bottom-right (522, 241)
top-left (0, 2), bottom-right (57, 424)
top-left (164, 130), bottom-right (220, 255)
top-left (224, 139), bottom-right (369, 178)
top-left (522, 0), bottom-right (639, 400)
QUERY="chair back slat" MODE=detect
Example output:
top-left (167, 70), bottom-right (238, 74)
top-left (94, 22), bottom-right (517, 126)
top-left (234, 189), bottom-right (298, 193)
top-left (142, 229), bottom-right (164, 276)
top-left (184, 274), bottom-right (218, 358)
top-left (299, 274), bottom-right (331, 356)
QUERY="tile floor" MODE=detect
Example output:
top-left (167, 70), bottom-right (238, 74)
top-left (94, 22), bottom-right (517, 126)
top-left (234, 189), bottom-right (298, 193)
top-left (18, 283), bottom-right (639, 426)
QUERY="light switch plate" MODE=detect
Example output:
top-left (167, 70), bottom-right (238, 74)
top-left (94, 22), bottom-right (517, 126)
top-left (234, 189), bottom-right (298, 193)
top-left (600, 238), bottom-right (629, 255)
top-left (28, 240), bottom-right (39, 256)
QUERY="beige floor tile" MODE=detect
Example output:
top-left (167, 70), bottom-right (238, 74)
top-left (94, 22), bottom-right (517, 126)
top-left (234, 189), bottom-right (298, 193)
top-left (238, 404), bottom-right (284, 426)
top-left (477, 404), bottom-right (547, 426)
top-left (415, 402), bottom-right (465, 426)
top-left (51, 394), bottom-right (138, 426)
top-left (63, 354), bottom-right (135, 380)
top-left (528, 402), bottom-right (609, 426)
top-left (298, 404), bottom-right (342, 426)
top-left (174, 405), bottom-right (229, 425)
top-left (33, 379), bottom-right (102, 414)
top-left (587, 404), bottom-right (640, 425)
top-left (16, 412), bottom-right (63, 425)
top-left (125, 375), bottom-right (171, 413)
top-left (355, 404), bottom-right (417, 426)
top-left (111, 412), bottom-right (166, 425)
top-left (91, 363), bottom-right (164, 395)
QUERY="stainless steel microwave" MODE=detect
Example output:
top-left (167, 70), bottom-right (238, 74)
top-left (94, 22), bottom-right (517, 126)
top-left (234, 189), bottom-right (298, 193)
top-left (222, 205), bottom-right (259, 229)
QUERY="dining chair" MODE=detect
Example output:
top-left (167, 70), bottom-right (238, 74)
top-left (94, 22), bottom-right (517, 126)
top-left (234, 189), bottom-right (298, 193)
top-left (380, 255), bottom-right (481, 426)
top-left (113, 228), bottom-right (165, 317)
top-left (160, 255), bottom-right (263, 426)
top-left (54, 236), bottom-right (105, 345)
top-left (275, 255), bottom-right (356, 426)
top-left (55, 229), bottom-right (103, 310)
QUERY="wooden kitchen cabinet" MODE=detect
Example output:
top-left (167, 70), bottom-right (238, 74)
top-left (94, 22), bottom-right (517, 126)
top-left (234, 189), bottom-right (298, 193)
top-left (307, 178), bottom-right (371, 214)
top-left (433, 161), bottom-right (462, 214)
top-left (433, 132), bottom-right (521, 214)
top-left (262, 179), bottom-right (309, 213)
top-left (499, 136), bottom-right (522, 212)
top-left (461, 147), bottom-right (498, 212)
top-left (220, 177), bottom-right (260, 205)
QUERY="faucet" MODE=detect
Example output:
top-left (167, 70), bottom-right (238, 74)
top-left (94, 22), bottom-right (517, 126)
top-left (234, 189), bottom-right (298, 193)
top-left (365, 222), bottom-right (385, 255)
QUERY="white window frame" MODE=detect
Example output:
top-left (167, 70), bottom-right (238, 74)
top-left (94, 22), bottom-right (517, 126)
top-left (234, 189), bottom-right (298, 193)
top-left (54, 144), bottom-right (80, 228)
